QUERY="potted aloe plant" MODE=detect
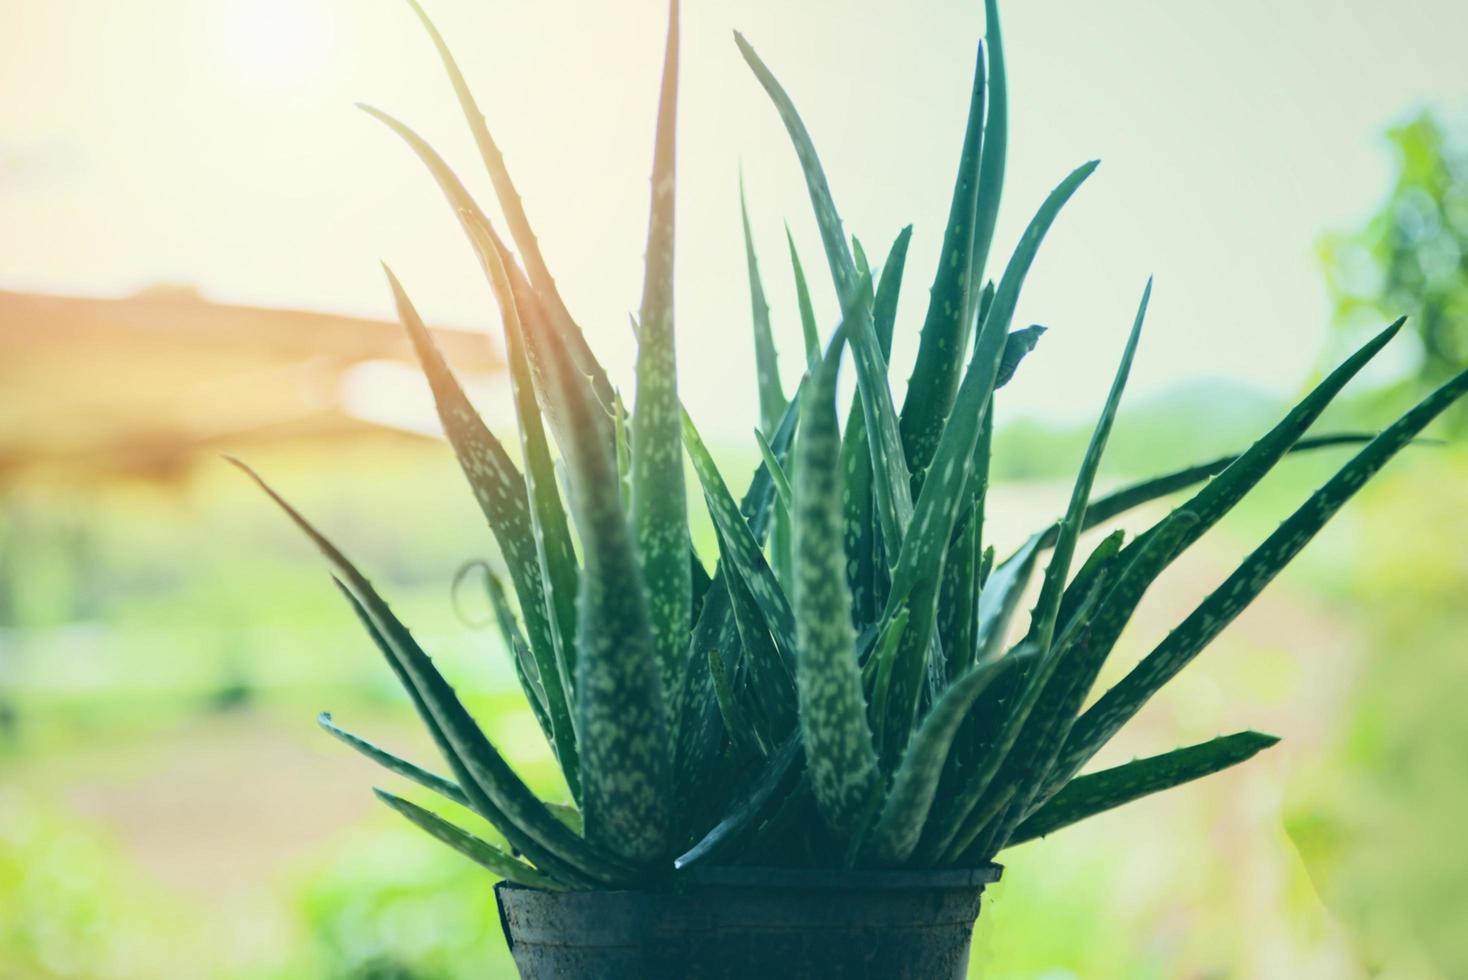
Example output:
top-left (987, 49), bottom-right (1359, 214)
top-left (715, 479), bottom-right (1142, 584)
top-left (234, 0), bottom-right (1467, 976)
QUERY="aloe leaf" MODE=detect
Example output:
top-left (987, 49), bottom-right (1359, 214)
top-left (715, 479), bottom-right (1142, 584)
top-left (675, 371), bottom-right (807, 754)
top-left (374, 787), bottom-right (565, 890)
top-left (973, 533), bottom-right (1043, 663)
top-left (672, 578), bottom-right (739, 830)
top-left (383, 269), bottom-right (580, 800)
top-left (1011, 515), bottom-right (1201, 818)
top-left (532, 300), bottom-right (673, 868)
top-left (975, 519), bottom-right (1190, 854)
top-left (402, 0), bottom-right (612, 406)
top-left (676, 734), bottom-right (803, 868)
top-left (865, 650), bottom-right (1034, 865)
top-left (737, 33), bottom-right (913, 558)
top-left (754, 428), bottom-right (794, 514)
top-left (671, 389), bottom-right (803, 837)
top-left (709, 646), bottom-right (768, 759)
top-left (320, 712), bottom-right (468, 808)
top-left (614, 389), bottom-right (632, 509)
top-left (964, 402), bottom-right (995, 655)
top-left (1062, 363), bottom-right (1468, 778)
top-left (478, 566), bottom-right (553, 740)
top-left (969, 0), bottom-right (1008, 305)
top-left (1064, 432), bottom-right (1383, 546)
top-left (469, 566), bottom-right (554, 742)
top-left (723, 537), bottom-right (797, 738)
top-left (1053, 529), bottom-right (1126, 640)
top-left (900, 41), bottom-right (987, 480)
top-left (793, 329), bottom-right (881, 839)
top-left (742, 178), bottom-right (787, 431)
top-left (948, 286), bottom-right (1152, 858)
top-left (682, 409), bottom-right (798, 662)
top-left (497, 258), bottom-right (581, 717)
top-left (1028, 280), bottom-right (1150, 655)
top-left (879, 161), bottom-right (1099, 715)
top-left (230, 461), bottom-right (628, 884)
top-left (995, 325), bottom-right (1046, 389)
top-left (632, 0), bottom-right (692, 686)
top-left (936, 511), bottom-right (980, 680)
top-left (786, 225), bottom-right (821, 367)
top-left (329, 578), bottom-right (594, 886)
top-left (1048, 318), bottom-right (1406, 593)
top-left (1008, 732), bottom-right (1280, 847)
top-left (865, 607), bottom-right (912, 747)
top-left (842, 229), bottom-right (912, 624)
top-left (360, 106), bottom-right (608, 453)
top-left (910, 638), bottom-right (1040, 865)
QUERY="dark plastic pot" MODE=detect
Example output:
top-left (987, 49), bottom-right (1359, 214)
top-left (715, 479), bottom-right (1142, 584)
top-left (494, 864), bottom-right (1001, 979)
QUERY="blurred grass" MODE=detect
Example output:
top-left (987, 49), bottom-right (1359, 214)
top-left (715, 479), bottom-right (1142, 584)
top-left (1, 423), bottom-right (1464, 978)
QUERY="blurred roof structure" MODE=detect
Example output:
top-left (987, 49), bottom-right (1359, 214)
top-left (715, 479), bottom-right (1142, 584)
top-left (0, 286), bottom-right (501, 484)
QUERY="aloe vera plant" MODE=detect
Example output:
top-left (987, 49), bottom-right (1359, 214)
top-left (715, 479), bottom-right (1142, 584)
top-left (237, 0), bottom-right (1467, 892)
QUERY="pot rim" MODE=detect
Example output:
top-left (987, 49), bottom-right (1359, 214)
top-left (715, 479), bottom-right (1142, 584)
top-left (497, 862), bottom-right (1002, 898)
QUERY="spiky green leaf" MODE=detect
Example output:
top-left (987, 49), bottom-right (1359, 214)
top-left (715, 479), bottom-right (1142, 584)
top-left (383, 269), bottom-right (581, 803)
top-left (231, 461), bottom-right (629, 884)
top-left (900, 41), bottom-right (987, 480)
top-left (632, 0), bottom-right (692, 686)
top-left (1063, 363), bottom-right (1468, 778)
top-left (534, 309), bottom-right (672, 868)
top-left (793, 330), bottom-right (881, 839)
top-left (1009, 732), bottom-right (1280, 846)
top-left (374, 787), bottom-right (564, 890)
top-left (1028, 279), bottom-right (1150, 654)
top-left (736, 34), bottom-right (914, 558)
top-left (320, 712), bottom-right (468, 808)
top-left (402, 0), bottom-right (613, 405)
top-left (865, 650), bottom-right (1033, 865)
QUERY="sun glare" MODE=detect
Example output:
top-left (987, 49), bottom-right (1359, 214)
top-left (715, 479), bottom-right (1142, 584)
top-left (217, 0), bottom-right (331, 89)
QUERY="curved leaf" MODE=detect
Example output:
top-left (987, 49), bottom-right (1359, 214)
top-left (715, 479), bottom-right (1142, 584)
top-left (865, 650), bottom-right (1033, 865)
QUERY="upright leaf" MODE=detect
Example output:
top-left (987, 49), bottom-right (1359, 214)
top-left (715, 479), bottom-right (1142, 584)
top-left (900, 41), bottom-right (987, 484)
top-left (742, 176), bottom-right (787, 431)
top-left (1028, 279), bottom-right (1151, 655)
top-left (969, 0), bottom-right (1009, 310)
top-left (536, 306), bottom-right (673, 868)
top-left (632, 0), bottom-right (692, 685)
top-left (736, 34), bottom-right (914, 557)
top-left (843, 229), bottom-right (912, 624)
top-left (787, 226), bottom-right (821, 367)
top-left (793, 331), bottom-right (880, 839)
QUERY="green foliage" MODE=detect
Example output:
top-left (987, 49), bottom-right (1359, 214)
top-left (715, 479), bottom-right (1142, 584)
top-left (236, 0), bottom-right (1464, 889)
top-left (1322, 110), bottom-right (1468, 423)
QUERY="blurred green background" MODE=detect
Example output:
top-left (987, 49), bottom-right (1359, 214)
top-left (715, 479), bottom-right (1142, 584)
top-left (4, 1), bottom-right (1468, 978)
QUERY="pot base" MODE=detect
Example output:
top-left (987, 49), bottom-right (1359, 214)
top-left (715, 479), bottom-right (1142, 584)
top-left (494, 864), bottom-right (1001, 979)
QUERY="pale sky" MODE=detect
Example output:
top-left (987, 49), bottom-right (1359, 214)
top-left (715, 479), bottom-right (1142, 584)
top-left (3, 0), bottom-right (1467, 436)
